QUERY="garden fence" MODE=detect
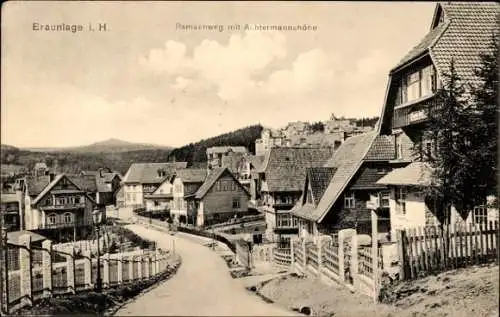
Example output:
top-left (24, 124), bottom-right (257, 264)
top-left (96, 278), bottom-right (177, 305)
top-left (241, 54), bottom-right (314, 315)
top-left (2, 234), bottom-right (174, 314)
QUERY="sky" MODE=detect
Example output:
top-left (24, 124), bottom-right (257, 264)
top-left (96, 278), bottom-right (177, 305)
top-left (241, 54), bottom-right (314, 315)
top-left (1, 1), bottom-right (437, 148)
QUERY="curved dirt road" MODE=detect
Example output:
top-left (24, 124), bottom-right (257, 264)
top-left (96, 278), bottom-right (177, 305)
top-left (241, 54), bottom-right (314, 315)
top-left (114, 224), bottom-right (296, 316)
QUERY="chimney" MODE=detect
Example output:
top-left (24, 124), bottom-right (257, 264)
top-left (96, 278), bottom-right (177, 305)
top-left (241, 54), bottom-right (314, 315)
top-left (49, 173), bottom-right (56, 182)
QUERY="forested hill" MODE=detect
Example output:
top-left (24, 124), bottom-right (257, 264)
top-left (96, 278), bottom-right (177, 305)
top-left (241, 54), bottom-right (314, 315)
top-left (0, 146), bottom-right (173, 175)
top-left (168, 124), bottom-right (263, 164)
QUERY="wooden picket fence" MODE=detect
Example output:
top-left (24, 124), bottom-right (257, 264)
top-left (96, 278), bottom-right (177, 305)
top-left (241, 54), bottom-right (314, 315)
top-left (398, 221), bottom-right (499, 280)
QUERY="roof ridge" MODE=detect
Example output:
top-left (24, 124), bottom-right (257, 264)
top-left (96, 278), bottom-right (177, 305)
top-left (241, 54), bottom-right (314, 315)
top-left (316, 132), bottom-right (377, 223)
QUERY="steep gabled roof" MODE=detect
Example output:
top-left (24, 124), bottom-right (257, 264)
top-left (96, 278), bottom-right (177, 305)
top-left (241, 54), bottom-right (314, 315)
top-left (172, 168), bottom-right (207, 183)
top-left (32, 174), bottom-right (97, 206)
top-left (68, 175), bottom-right (98, 193)
top-left (391, 2), bottom-right (499, 84)
top-left (194, 168), bottom-right (249, 199)
top-left (260, 147), bottom-right (334, 193)
top-left (26, 175), bottom-right (52, 197)
top-left (294, 132), bottom-right (377, 222)
top-left (307, 167), bottom-right (337, 206)
top-left (391, 22), bottom-right (449, 73)
top-left (431, 2), bottom-right (499, 84)
top-left (122, 162), bottom-right (188, 184)
top-left (364, 135), bottom-right (396, 161)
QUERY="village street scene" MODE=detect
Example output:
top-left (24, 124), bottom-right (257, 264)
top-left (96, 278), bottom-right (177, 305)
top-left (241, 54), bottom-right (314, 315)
top-left (1, 1), bottom-right (498, 316)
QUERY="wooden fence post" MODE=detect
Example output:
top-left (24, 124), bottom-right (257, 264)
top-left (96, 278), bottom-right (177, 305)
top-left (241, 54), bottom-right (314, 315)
top-left (65, 248), bottom-right (75, 294)
top-left (117, 255), bottom-right (123, 284)
top-left (351, 233), bottom-right (358, 280)
top-left (103, 254), bottom-right (110, 288)
top-left (302, 239), bottom-right (307, 267)
top-left (41, 240), bottom-right (53, 298)
top-left (396, 230), bottom-right (407, 280)
top-left (18, 234), bottom-right (32, 308)
top-left (137, 257), bottom-right (143, 280)
top-left (338, 233), bottom-right (345, 282)
top-left (128, 257), bottom-right (134, 280)
top-left (83, 250), bottom-right (92, 288)
top-left (371, 209), bottom-right (379, 303)
top-left (317, 238), bottom-right (323, 278)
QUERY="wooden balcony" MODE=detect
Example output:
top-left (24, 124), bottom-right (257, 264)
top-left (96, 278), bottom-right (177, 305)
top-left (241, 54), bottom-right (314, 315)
top-left (43, 219), bottom-right (91, 229)
top-left (42, 203), bottom-right (87, 210)
top-left (392, 96), bottom-right (439, 129)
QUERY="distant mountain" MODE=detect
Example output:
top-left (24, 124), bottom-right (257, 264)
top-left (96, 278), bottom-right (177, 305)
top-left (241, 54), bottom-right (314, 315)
top-left (23, 138), bottom-right (172, 153)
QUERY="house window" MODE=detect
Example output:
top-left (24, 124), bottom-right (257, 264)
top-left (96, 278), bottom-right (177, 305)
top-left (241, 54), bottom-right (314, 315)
top-left (215, 181), bottom-right (221, 192)
top-left (402, 66), bottom-right (436, 104)
top-left (154, 200), bottom-right (159, 206)
top-left (395, 187), bottom-right (407, 215)
top-left (47, 214), bottom-right (56, 225)
top-left (379, 191), bottom-right (390, 208)
top-left (277, 214), bottom-right (291, 227)
top-left (64, 213), bottom-right (72, 224)
top-left (406, 71), bottom-right (421, 102)
top-left (473, 206), bottom-right (487, 225)
top-left (292, 216), bottom-right (298, 227)
top-left (421, 65), bottom-right (436, 97)
top-left (344, 192), bottom-right (356, 209)
top-left (232, 198), bottom-right (240, 209)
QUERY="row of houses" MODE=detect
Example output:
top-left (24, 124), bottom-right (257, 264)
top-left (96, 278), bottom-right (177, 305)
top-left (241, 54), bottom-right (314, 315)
top-left (255, 115), bottom-right (373, 156)
top-left (1, 164), bottom-right (122, 241)
top-left (120, 161), bottom-right (254, 227)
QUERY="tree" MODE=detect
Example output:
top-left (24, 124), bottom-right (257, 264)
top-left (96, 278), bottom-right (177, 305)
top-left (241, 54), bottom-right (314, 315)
top-left (310, 121), bottom-right (325, 133)
top-left (424, 58), bottom-right (474, 226)
top-left (425, 33), bottom-right (498, 231)
top-left (468, 33), bottom-right (498, 198)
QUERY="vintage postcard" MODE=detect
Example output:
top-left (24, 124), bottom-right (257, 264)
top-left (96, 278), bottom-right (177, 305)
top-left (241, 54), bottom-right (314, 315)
top-left (1, 1), bottom-right (498, 316)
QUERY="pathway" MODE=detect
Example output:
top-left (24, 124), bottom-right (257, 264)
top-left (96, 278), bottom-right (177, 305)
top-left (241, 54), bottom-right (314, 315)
top-left (114, 224), bottom-right (297, 316)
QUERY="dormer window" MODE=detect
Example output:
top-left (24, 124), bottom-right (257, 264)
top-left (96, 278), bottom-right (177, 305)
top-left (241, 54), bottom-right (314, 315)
top-left (401, 65), bottom-right (437, 104)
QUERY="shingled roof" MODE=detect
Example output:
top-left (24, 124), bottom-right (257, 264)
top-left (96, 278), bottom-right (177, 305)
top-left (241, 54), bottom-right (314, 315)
top-left (122, 162), bottom-right (188, 184)
top-left (260, 147), bottom-right (334, 193)
top-left (364, 135), bottom-right (396, 161)
top-left (95, 172), bottom-right (121, 192)
top-left (392, 2), bottom-right (499, 84)
top-left (307, 167), bottom-right (337, 206)
top-left (31, 174), bottom-right (98, 206)
top-left (377, 162), bottom-right (432, 187)
top-left (68, 175), bottom-right (98, 193)
top-left (26, 175), bottom-right (52, 197)
top-left (172, 168), bottom-right (207, 183)
top-left (194, 168), bottom-right (249, 199)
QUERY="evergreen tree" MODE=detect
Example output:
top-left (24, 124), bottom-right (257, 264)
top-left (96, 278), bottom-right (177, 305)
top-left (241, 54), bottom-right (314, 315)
top-left (424, 58), bottom-right (473, 225)
top-left (468, 33), bottom-right (498, 199)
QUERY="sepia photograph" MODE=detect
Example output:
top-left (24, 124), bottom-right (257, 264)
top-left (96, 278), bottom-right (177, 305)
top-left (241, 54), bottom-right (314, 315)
top-left (0, 1), bottom-right (498, 316)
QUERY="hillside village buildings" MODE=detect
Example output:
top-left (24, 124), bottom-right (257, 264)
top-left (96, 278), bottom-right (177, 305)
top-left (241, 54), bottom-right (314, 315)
top-left (206, 146), bottom-right (248, 170)
top-left (121, 162), bottom-right (188, 209)
top-left (255, 115), bottom-right (374, 156)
